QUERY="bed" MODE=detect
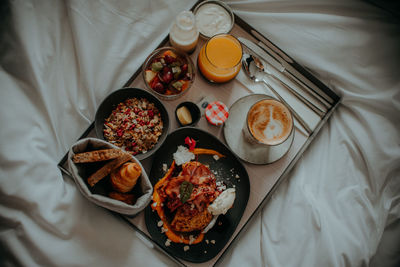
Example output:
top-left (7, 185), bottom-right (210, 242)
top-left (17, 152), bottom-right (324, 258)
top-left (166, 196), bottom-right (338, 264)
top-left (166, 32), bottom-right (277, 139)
top-left (1, 0), bottom-right (399, 266)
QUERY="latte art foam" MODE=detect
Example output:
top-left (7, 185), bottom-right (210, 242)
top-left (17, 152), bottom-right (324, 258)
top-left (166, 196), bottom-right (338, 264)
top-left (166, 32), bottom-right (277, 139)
top-left (247, 99), bottom-right (293, 145)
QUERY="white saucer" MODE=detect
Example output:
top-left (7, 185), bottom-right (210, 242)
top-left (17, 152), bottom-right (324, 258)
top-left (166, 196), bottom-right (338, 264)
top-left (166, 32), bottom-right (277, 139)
top-left (223, 94), bottom-right (295, 164)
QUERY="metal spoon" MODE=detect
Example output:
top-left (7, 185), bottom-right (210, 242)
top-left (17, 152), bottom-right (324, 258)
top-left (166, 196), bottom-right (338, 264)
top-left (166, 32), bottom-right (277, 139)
top-left (251, 54), bottom-right (325, 117)
top-left (242, 54), bottom-right (313, 135)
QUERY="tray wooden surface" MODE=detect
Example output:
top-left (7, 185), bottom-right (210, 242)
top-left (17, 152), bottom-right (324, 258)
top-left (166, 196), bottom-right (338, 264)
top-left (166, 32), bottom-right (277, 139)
top-left (58, 3), bottom-right (341, 266)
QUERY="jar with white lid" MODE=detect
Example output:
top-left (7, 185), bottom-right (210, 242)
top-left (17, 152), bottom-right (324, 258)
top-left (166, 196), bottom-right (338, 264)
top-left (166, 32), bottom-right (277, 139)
top-left (169, 11), bottom-right (199, 54)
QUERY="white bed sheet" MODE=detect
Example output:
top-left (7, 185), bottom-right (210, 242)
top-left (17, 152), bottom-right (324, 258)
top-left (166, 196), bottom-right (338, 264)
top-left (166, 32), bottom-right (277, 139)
top-left (0, 0), bottom-right (399, 266)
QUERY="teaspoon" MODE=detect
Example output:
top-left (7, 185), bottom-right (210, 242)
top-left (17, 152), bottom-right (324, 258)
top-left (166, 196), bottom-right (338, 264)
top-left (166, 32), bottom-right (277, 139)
top-left (251, 54), bottom-right (325, 117)
top-left (242, 54), bottom-right (313, 135)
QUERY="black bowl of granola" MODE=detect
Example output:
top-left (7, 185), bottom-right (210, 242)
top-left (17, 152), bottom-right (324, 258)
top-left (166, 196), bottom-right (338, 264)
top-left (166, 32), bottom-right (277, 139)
top-left (94, 88), bottom-right (170, 161)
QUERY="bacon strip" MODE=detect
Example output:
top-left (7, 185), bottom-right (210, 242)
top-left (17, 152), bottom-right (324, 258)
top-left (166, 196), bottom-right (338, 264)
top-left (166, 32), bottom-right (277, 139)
top-left (151, 147), bottom-right (225, 244)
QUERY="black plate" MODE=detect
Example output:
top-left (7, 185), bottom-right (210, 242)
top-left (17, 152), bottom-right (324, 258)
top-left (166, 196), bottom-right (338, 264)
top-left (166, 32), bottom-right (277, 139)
top-left (144, 127), bottom-right (250, 263)
top-left (94, 87), bottom-right (170, 161)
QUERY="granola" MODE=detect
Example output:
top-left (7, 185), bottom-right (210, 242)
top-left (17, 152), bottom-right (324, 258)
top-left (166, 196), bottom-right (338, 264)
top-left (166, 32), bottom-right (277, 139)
top-left (103, 98), bottom-right (163, 155)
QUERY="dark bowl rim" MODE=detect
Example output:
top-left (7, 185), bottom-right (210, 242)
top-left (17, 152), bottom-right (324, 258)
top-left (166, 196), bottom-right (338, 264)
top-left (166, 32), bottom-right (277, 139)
top-left (94, 87), bottom-right (170, 160)
top-left (174, 101), bottom-right (201, 127)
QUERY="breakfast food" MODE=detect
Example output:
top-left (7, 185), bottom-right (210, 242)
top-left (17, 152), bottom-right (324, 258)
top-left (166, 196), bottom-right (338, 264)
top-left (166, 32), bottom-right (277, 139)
top-left (108, 192), bottom-right (136, 205)
top-left (72, 147), bottom-right (143, 205)
top-left (172, 206), bottom-right (213, 232)
top-left (87, 153), bottom-right (132, 187)
top-left (144, 49), bottom-right (192, 96)
top-left (194, 1), bottom-right (233, 38)
top-left (72, 148), bottom-right (124, 163)
top-left (208, 188), bottom-right (235, 215)
top-left (103, 97), bottom-right (163, 155)
top-left (110, 162), bottom-right (142, 193)
top-left (151, 137), bottom-right (235, 245)
top-left (176, 106), bottom-right (193, 125)
top-left (245, 99), bottom-right (293, 145)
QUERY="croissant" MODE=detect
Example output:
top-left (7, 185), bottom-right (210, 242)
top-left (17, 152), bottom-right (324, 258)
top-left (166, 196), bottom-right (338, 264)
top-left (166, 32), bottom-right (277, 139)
top-left (110, 162), bottom-right (141, 193)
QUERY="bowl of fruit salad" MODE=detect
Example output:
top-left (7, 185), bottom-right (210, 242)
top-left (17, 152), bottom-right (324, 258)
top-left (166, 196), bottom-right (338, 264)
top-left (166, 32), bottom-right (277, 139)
top-left (142, 47), bottom-right (195, 100)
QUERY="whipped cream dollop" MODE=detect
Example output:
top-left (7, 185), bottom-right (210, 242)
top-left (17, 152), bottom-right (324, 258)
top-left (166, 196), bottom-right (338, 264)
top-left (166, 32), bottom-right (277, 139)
top-left (173, 145), bottom-right (195, 166)
top-left (202, 188), bottom-right (236, 233)
top-left (208, 188), bottom-right (236, 215)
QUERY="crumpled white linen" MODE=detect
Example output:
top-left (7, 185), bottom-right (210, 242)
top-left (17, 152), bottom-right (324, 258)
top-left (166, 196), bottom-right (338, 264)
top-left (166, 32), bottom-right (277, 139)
top-left (0, 0), bottom-right (399, 267)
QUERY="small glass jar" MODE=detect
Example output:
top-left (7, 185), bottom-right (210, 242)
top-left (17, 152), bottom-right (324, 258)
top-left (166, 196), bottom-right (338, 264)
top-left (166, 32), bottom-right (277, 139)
top-left (197, 34), bottom-right (242, 83)
top-left (194, 0), bottom-right (234, 39)
top-left (169, 11), bottom-right (199, 54)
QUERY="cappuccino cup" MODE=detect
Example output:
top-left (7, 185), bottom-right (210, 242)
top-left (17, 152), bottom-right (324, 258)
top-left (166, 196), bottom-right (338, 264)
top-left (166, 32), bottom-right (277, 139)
top-left (243, 98), bottom-right (294, 146)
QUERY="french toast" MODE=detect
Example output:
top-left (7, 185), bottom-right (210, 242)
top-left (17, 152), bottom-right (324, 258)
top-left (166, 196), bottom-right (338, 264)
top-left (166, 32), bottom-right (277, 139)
top-left (171, 207), bottom-right (213, 232)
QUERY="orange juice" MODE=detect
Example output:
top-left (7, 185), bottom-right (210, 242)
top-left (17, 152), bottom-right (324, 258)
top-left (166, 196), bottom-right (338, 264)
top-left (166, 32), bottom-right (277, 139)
top-left (197, 34), bottom-right (242, 83)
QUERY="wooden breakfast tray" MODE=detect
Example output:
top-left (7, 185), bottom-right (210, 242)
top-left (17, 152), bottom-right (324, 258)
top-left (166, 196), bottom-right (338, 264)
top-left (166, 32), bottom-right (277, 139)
top-left (58, 1), bottom-right (341, 266)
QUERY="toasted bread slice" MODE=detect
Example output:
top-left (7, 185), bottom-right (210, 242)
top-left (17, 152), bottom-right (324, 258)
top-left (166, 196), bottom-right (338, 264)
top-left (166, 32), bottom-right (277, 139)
top-left (87, 153), bottom-right (132, 187)
top-left (73, 149), bottom-right (124, 163)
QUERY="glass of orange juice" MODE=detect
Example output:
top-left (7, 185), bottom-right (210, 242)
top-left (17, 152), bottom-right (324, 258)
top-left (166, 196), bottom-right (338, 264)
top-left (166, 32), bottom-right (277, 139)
top-left (197, 34), bottom-right (242, 83)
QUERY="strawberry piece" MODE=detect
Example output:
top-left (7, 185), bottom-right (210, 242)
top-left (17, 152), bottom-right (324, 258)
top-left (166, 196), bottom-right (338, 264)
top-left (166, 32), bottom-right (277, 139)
top-left (185, 137), bottom-right (196, 151)
top-left (150, 75), bottom-right (160, 88)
